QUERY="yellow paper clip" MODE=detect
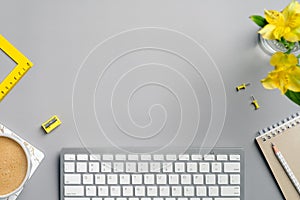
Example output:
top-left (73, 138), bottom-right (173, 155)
top-left (42, 115), bottom-right (61, 133)
top-left (236, 83), bottom-right (250, 91)
top-left (251, 96), bottom-right (260, 110)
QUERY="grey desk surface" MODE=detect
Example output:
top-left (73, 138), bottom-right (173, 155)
top-left (0, 0), bottom-right (298, 199)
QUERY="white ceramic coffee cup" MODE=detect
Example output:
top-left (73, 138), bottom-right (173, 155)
top-left (0, 134), bottom-right (31, 199)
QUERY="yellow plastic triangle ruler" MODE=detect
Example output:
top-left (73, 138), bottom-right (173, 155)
top-left (0, 35), bottom-right (33, 101)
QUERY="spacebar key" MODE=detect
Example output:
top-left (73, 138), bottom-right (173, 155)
top-left (64, 186), bottom-right (84, 196)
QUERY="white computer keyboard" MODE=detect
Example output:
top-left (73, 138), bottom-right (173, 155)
top-left (60, 148), bottom-right (244, 200)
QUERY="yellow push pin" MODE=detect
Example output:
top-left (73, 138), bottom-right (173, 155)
top-left (251, 96), bottom-right (260, 110)
top-left (236, 83), bottom-right (250, 91)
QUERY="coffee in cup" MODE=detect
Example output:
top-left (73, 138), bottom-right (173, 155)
top-left (0, 134), bottom-right (31, 198)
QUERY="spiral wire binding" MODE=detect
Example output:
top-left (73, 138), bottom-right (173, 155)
top-left (257, 112), bottom-right (300, 142)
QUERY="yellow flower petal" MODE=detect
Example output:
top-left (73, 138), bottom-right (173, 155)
top-left (286, 66), bottom-right (300, 91)
top-left (265, 10), bottom-right (285, 25)
top-left (258, 24), bottom-right (276, 40)
top-left (270, 52), bottom-right (298, 68)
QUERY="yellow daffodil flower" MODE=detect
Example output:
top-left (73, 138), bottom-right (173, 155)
top-left (258, 0), bottom-right (300, 42)
top-left (261, 52), bottom-right (300, 94)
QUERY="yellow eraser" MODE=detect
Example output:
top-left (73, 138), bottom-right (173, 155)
top-left (42, 115), bottom-right (61, 133)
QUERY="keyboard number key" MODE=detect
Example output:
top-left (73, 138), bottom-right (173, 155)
top-left (89, 162), bottom-right (100, 173)
top-left (64, 162), bottom-right (75, 173)
top-left (199, 163), bottom-right (209, 173)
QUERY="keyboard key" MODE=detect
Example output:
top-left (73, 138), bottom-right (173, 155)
top-left (184, 186), bottom-right (194, 196)
top-left (175, 163), bottom-right (185, 172)
top-left (147, 186), bottom-right (158, 196)
top-left (217, 155), bottom-right (228, 161)
top-left (135, 186), bottom-right (145, 196)
top-left (199, 163), bottom-right (209, 172)
top-left (83, 174), bottom-right (93, 184)
top-left (89, 162), bottom-right (100, 173)
top-left (191, 155), bottom-right (202, 160)
top-left (123, 186), bottom-right (134, 196)
top-left (193, 174), bottom-right (204, 184)
top-left (144, 174), bottom-right (155, 184)
top-left (166, 154), bottom-right (177, 160)
top-left (141, 154), bottom-right (151, 161)
top-left (208, 186), bottom-right (219, 196)
top-left (101, 162), bottom-right (112, 173)
top-left (90, 154), bottom-right (101, 161)
top-left (103, 154), bottom-right (114, 160)
top-left (64, 174), bottom-right (81, 184)
top-left (221, 186), bottom-right (240, 196)
top-left (64, 162), bottom-right (75, 173)
top-left (95, 174), bottom-right (106, 184)
top-left (86, 186), bottom-right (97, 196)
top-left (113, 162), bottom-right (124, 172)
top-left (181, 174), bottom-right (192, 184)
top-left (230, 174), bottom-right (240, 184)
top-left (120, 174), bottom-right (130, 184)
top-left (178, 154), bottom-right (189, 160)
top-left (212, 162), bottom-right (222, 173)
top-left (138, 162), bottom-right (149, 172)
top-left (126, 162), bottom-right (136, 172)
top-left (229, 155), bottom-right (240, 161)
top-left (64, 186), bottom-right (84, 196)
top-left (132, 174), bottom-right (142, 184)
top-left (218, 174), bottom-right (228, 185)
top-left (115, 154), bottom-right (126, 161)
top-left (169, 174), bottom-right (179, 184)
top-left (204, 155), bottom-right (215, 161)
top-left (153, 154), bottom-right (164, 161)
top-left (156, 174), bottom-right (167, 184)
top-left (224, 163), bottom-right (240, 173)
top-left (205, 174), bottom-right (216, 184)
top-left (77, 154), bottom-right (88, 161)
top-left (98, 186), bottom-right (109, 196)
top-left (107, 174), bottom-right (118, 184)
top-left (159, 186), bottom-right (170, 196)
top-left (150, 162), bottom-right (161, 172)
top-left (196, 186), bottom-right (207, 196)
top-left (163, 162), bottom-right (173, 172)
top-left (77, 162), bottom-right (87, 173)
top-left (128, 155), bottom-right (138, 161)
top-left (64, 154), bottom-right (75, 161)
top-left (187, 163), bottom-right (197, 172)
top-left (171, 186), bottom-right (182, 196)
top-left (111, 186), bottom-right (121, 196)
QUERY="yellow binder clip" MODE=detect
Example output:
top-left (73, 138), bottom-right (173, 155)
top-left (42, 115), bottom-right (61, 133)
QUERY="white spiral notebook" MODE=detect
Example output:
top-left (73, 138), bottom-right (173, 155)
top-left (256, 113), bottom-right (300, 200)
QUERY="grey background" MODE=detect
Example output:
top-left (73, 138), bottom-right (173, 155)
top-left (0, 0), bottom-right (298, 199)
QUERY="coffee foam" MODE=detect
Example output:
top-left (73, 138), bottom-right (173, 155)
top-left (0, 136), bottom-right (28, 196)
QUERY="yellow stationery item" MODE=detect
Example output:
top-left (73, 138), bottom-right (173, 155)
top-left (0, 35), bottom-right (33, 101)
top-left (256, 113), bottom-right (300, 200)
top-left (42, 115), bottom-right (61, 133)
top-left (236, 83), bottom-right (250, 91)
